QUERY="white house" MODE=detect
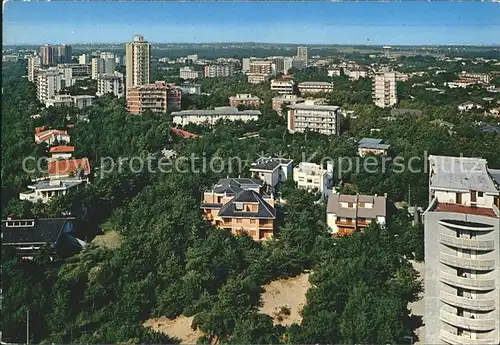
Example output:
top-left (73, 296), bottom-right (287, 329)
top-left (250, 157), bottom-right (293, 188)
top-left (19, 178), bottom-right (86, 204)
top-left (293, 162), bottom-right (333, 196)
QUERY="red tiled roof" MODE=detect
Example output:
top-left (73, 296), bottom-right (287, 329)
top-left (171, 127), bottom-right (200, 139)
top-left (49, 145), bottom-right (75, 153)
top-left (35, 126), bottom-right (47, 134)
top-left (48, 158), bottom-right (90, 177)
top-left (435, 203), bottom-right (498, 219)
top-left (67, 124), bottom-right (74, 128)
top-left (35, 129), bottom-right (69, 143)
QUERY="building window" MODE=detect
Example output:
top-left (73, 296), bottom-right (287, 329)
top-left (236, 219), bottom-right (242, 224)
top-left (235, 202), bottom-right (243, 211)
top-left (250, 219), bottom-right (256, 224)
top-left (348, 202), bottom-right (353, 208)
top-left (359, 202), bottom-right (365, 208)
top-left (478, 191), bottom-right (484, 197)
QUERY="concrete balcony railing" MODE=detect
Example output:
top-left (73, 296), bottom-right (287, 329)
top-left (440, 291), bottom-right (496, 312)
top-left (440, 330), bottom-right (496, 345)
top-left (440, 234), bottom-right (495, 251)
top-left (438, 220), bottom-right (495, 232)
top-left (440, 310), bottom-right (496, 331)
top-left (440, 253), bottom-right (495, 271)
top-left (440, 272), bottom-right (495, 291)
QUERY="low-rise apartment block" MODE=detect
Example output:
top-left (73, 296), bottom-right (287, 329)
top-left (326, 193), bottom-right (388, 236)
top-left (287, 99), bottom-right (340, 135)
top-left (127, 81), bottom-right (181, 114)
top-left (72, 95), bottom-right (95, 109)
top-left (45, 94), bottom-right (95, 109)
top-left (250, 157), bottom-right (293, 188)
top-left (201, 178), bottom-right (276, 240)
top-left (424, 155), bottom-right (500, 345)
top-left (249, 60), bottom-right (273, 75)
top-left (460, 72), bottom-right (491, 84)
top-left (36, 69), bottom-right (63, 103)
top-left (229, 94), bottom-right (262, 108)
top-left (293, 162), bottom-right (333, 196)
top-left (204, 64), bottom-right (234, 78)
top-left (357, 138), bottom-right (390, 157)
top-left (298, 81), bottom-right (334, 94)
top-left (272, 94), bottom-right (304, 114)
top-left (171, 107), bottom-right (260, 126)
top-left (97, 72), bottom-right (124, 98)
top-left (177, 82), bottom-right (201, 95)
top-left (179, 66), bottom-right (202, 80)
top-left (271, 79), bottom-right (295, 94)
top-left (247, 73), bottom-right (269, 84)
top-left (35, 129), bottom-right (70, 145)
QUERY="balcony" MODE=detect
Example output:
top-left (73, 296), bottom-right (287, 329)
top-left (440, 272), bottom-right (495, 291)
top-left (336, 220), bottom-right (355, 227)
top-left (440, 291), bottom-right (496, 311)
top-left (440, 253), bottom-right (495, 271)
top-left (440, 234), bottom-right (495, 251)
top-left (439, 220), bottom-right (495, 232)
top-left (440, 310), bottom-right (496, 331)
top-left (440, 330), bottom-right (496, 345)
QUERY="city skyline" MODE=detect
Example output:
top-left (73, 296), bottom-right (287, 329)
top-left (3, 2), bottom-right (500, 46)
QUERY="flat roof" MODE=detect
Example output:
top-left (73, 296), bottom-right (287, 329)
top-left (288, 104), bottom-right (339, 111)
top-left (171, 107), bottom-right (261, 116)
top-left (434, 203), bottom-right (498, 219)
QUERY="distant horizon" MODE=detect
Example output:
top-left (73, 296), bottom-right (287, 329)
top-left (4, 2), bottom-right (500, 46)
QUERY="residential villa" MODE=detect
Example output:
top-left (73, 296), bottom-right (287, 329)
top-left (250, 157), bottom-right (293, 188)
top-left (1, 217), bottom-right (100, 259)
top-left (49, 145), bottom-right (75, 160)
top-left (35, 129), bottom-right (71, 145)
top-left (357, 138), bottom-right (390, 157)
top-left (326, 193), bottom-right (388, 236)
top-left (200, 178), bottom-right (276, 240)
top-left (19, 177), bottom-right (86, 203)
top-left (293, 161), bottom-right (334, 196)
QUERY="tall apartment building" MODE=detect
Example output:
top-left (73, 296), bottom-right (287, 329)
top-left (424, 155), bottom-right (500, 345)
top-left (39, 45), bottom-right (56, 66)
top-left (249, 60), bottom-right (272, 75)
top-left (204, 64), bottom-right (234, 78)
top-left (28, 55), bottom-right (41, 82)
top-left (287, 99), bottom-right (340, 135)
top-left (271, 79), bottom-right (295, 94)
top-left (126, 81), bottom-right (181, 114)
top-left (97, 72), bottom-right (124, 98)
top-left (296, 46), bottom-right (308, 66)
top-left (91, 57), bottom-right (116, 79)
top-left (36, 69), bottom-right (63, 103)
top-left (78, 54), bottom-right (91, 65)
top-left (57, 44), bottom-right (72, 63)
top-left (373, 69), bottom-right (398, 108)
top-left (125, 35), bottom-right (151, 89)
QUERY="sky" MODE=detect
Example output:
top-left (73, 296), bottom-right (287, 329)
top-left (3, 2), bottom-right (500, 46)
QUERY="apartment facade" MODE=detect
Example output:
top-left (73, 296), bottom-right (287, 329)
top-left (201, 178), bottom-right (276, 241)
top-left (179, 66), bottom-right (202, 80)
top-left (271, 79), bottom-right (295, 94)
top-left (78, 54), bottom-right (91, 65)
top-left (296, 46), bottom-right (308, 66)
top-left (125, 35), bottom-right (151, 89)
top-left (424, 155), bottom-right (500, 345)
top-left (97, 72), bottom-right (124, 98)
top-left (171, 107), bottom-right (260, 126)
top-left (287, 100), bottom-right (341, 135)
top-left (178, 82), bottom-right (201, 95)
top-left (39, 45), bottom-right (56, 66)
top-left (91, 57), bottom-right (116, 79)
top-left (247, 73), bottom-right (269, 84)
top-left (204, 64), bottom-right (234, 78)
top-left (298, 81), bottom-right (334, 94)
top-left (293, 162), bottom-right (333, 196)
top-left (28, 55), bottom-right (41, 82)
top-left (373, 70), bottom-right (398, 108)
top-left (36, 69), bottom-right (63, 103)
top-left (229, 94), bottom-right (262, 108)
top-left (127, 81), bottom-right (181, 114)
top-left (357, 138), bottom-right (390, 157)
top-left (249, 60), bottom-right (272, 75)
top-left (57, 44), bottom-right (72, 63)
top-left (326, 193), bottom-right (387, 236)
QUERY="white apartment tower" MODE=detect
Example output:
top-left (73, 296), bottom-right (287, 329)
top-left (424, 155), bottom-right (500, 345)
top-left (296, 46), bottom-right (308, 66)
top-left (28, 55), bottom-right (41, 82)
top-left (91, 57), bottom-right (116, 79)
top-left (373, 69), bottom-right (398, 108)
top-left (125, 35), bottom-right (151, 89)
top-left (97, 72), bottom-right (124, 98)
top-left (37, 70), bottom-right (63, 103)
top-left (287, 99), bottom-right (340, 136)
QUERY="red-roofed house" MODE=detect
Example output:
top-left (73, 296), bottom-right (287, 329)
top-left (48, 158), bottom-right (90, 179)
top-left (49, 146), bottom-right (75, 160)
top-left (35, 129), bottom-right (71, 145)
top-left (35, 126), bottom-right (48, 134)
top-left (171, 127), bottom-right (200, 139)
